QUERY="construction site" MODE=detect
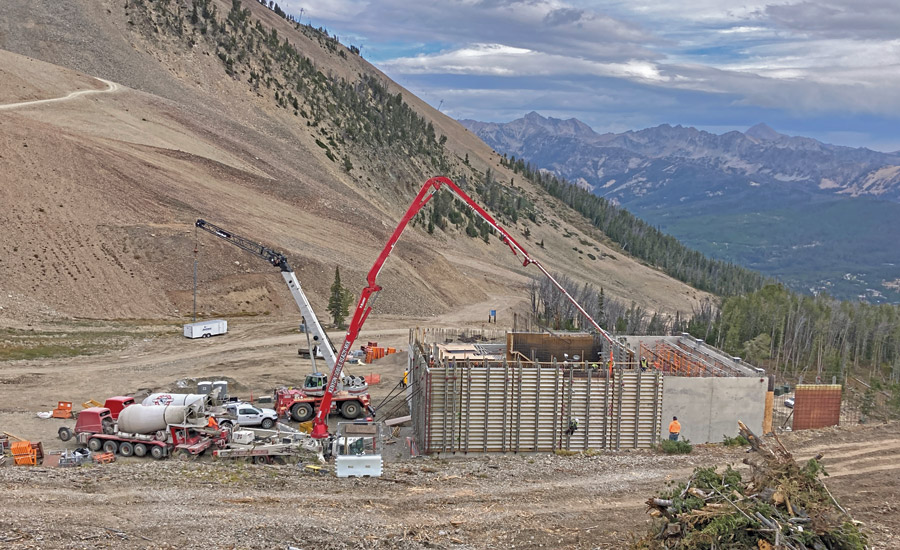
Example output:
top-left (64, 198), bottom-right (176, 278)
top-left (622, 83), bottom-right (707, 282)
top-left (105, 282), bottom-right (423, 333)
top-left (2, 177), bottom-right (893, 549)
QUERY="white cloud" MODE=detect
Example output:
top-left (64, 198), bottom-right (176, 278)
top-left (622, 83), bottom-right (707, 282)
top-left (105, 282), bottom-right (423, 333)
top-left (286, 0), bottom-right (900, 147)
top-left (383, 44), bottom-right (670, 82)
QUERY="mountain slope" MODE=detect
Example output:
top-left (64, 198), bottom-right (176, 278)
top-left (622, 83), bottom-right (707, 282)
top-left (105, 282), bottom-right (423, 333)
top-left (462, 113), bottom-right (900, 303)
top-left (0, 0), bottom-right (712, 326)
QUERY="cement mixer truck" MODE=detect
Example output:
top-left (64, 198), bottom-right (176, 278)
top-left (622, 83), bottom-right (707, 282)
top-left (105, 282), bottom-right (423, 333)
top-left (58, 404), bottom-right (223, 460)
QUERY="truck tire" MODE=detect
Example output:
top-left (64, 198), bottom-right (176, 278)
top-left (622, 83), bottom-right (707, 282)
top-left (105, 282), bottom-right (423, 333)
top-left (340, 400), bottom-right (362, 419)
top-left (253, 455), bottom-right (270, 465)
top-left (150, 445), bottom-right (165, 460)
top-left (119, 442), bottom-right (134, 457)
top-left (261, 418), bottom-right (275, 430)
top-left (175, 449), bottom-right (193, 461)
top-left (88, 437), bottom-right (103, 451)
top-left (102, 440), bottom-right (119, 454)
top-left (133, 443), bottom-right (148, 457)
top-left (290, 402), bottom-right (314, 422)
top-left (58, 427), bottom-right (74, 442)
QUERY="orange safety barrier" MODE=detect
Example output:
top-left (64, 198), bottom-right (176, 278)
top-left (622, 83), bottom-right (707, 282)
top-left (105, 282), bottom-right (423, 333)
top-left (11, 441), bottom-right (43, 465)
top-left (365, 346), bottom-right (389, 363)
top-left (93, 452), bottom-right (116, 464)
top-left (52, 401), bottom-right (73, 419)
top-left (363, 373), bottom-right (381, 385)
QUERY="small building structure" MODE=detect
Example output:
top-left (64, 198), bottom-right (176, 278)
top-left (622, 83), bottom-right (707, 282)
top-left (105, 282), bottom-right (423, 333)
top-left (410, 329), bottom-right (770, 455)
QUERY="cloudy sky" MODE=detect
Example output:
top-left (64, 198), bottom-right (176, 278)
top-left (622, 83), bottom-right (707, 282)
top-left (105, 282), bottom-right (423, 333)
top-left (285, 0), bottom-right (900, 151)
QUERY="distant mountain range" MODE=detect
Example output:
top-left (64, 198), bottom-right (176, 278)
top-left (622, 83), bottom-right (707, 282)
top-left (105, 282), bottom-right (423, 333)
top-left (461, 112), bottom-right (900, 303)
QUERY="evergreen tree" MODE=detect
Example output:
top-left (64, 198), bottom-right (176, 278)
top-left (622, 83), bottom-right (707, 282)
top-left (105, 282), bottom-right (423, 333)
top-left (328, 267), bottom-right (349, 327)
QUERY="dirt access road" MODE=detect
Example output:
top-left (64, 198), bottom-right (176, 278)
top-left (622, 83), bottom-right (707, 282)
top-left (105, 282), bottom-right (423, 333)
top-left (1, 318), bottom-right (898, 548)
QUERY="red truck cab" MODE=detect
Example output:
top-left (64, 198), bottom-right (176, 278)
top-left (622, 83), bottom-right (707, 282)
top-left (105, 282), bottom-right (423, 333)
top-left (103, 396), bottom-right (135, 420)
top-left (58, 407), bottom-right (113, 441)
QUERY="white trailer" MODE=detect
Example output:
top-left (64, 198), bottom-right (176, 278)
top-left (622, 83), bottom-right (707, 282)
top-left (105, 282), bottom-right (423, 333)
top-left (183, 319), bottom-right (227, 339)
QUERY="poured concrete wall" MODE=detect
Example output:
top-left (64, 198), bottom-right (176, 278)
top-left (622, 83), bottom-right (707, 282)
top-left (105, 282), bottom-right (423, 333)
top-left (660, 376), bottom-right (768, 444)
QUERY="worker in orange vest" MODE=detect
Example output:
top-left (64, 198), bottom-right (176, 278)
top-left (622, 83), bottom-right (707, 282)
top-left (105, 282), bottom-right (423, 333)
top-left (207, 415), bottom-right (219, 430)
top-left (668, 416), bottom-right (681, 441)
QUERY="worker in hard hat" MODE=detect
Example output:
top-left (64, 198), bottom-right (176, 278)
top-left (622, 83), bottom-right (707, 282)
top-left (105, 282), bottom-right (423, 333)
top-left (207, 415), bottom-right (218, 430)
top-left (402, 369), bottom-right (408, 388)
top-left (668, 416), bottom-right (681, 441)
top-left (565, 418), bottom-right (579, 436)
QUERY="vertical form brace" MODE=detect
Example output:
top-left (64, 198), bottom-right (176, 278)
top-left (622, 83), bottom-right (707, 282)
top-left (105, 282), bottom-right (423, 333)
top-left (515, 359), bottom-right (523, 453)
top-left (602, 371), bottom-right (610, 449)
top-left (552, 361), bottom-right (560, 450)
top-left (464, 366), bottom-right (472, 454)
top-left (442, 363), bottom-right (449, 454)
top-left (449, 367), bottom-right (457, 454)
top-left (502, 358), bottom-right (509, 453)
top-left (616, 368), bottom-right (624, 451)
top-left (425, 368), bottom-right (433, 454)
top-left (584, 367), bottom-right (592, 450)
top-left (533, 364), bottom-right (542, 451)
top-left (634, 369), bottom-right (642, 449)
top-left (566, 366), bottom-right (574, 451)
top-left (652, 371), bottom-right (661, 445)
top-left (483, 363), bottom-right (490, 453)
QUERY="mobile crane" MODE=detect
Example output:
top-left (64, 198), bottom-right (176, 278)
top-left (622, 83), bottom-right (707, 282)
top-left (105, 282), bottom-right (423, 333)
top-left (195, 219), bottom-right (372, 422)
top-left (309, 176), bottom-right (616, 439)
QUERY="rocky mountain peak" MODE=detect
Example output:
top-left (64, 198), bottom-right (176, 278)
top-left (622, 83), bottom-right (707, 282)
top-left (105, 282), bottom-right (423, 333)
top-left (745, 123), bottom-right (783, 141)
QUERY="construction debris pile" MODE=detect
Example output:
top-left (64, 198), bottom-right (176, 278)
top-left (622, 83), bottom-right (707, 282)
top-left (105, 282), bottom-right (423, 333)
top-left (634, 422), bottom-right (868, 550)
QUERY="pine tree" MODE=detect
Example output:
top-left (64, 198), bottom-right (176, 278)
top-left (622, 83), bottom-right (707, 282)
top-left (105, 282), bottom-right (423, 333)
top-left (328, 267), bottom-right (349, 327)
top-left (597, 287), bottom-right (606, 329)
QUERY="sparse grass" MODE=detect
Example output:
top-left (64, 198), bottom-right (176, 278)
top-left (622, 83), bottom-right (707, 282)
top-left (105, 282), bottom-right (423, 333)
top-left (0, 342), bottom-right (102, 361)
top-left (0, 325), bottom-right (166, 361)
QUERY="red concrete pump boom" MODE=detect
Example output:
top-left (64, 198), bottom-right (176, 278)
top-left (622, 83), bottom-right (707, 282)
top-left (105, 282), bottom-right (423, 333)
top-left (310, 176), bottom-right (614, 439)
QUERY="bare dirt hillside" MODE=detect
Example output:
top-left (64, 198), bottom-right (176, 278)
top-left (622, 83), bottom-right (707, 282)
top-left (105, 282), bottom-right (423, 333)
top-left (0, 0), bottom-right (710, 329)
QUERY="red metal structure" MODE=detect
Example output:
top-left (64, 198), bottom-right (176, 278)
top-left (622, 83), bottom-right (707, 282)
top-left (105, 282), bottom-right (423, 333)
top-left (311, 176), bottom-right (614, 439)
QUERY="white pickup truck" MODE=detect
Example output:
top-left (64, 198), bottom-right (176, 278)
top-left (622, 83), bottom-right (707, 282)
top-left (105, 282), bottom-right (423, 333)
top-left (217, 402), bottom-right (278, 430)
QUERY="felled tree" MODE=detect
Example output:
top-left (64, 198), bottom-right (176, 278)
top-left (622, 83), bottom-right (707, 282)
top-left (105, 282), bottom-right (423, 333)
top-left (633, 421), bottom-right (867, 549)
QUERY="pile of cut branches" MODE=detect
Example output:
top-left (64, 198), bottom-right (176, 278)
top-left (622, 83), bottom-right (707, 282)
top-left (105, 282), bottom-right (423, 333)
top-left (632, 421), bottom-right (868, 549)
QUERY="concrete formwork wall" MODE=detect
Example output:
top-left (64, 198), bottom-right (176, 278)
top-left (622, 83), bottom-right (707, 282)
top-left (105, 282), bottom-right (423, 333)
top-left (507, 333), bottom-right (633, 366)
top-left (660, 376), bottom-right (768, 444)
top-left (417, 360), bottom-right (664, 454)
